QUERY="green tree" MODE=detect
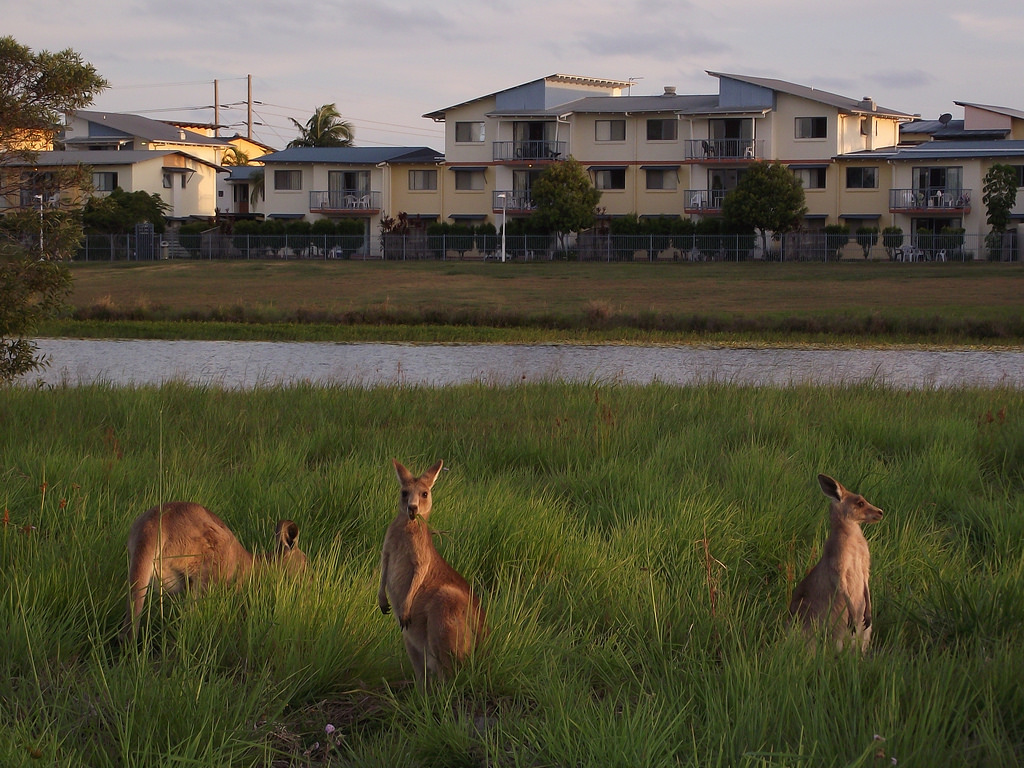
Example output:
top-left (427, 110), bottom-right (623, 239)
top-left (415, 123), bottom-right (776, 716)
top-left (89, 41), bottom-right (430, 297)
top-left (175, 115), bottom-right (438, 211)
top-left (882, 226), bottom-right (904, 260)
top-left (722, 161), bottom-right (807, 257)
top-left (287, 104), bottom-right (355, 148)
top-left (529, 157), bottom-right (602, 252)
top-left (0, 37), bottom-right (107, 381)
top-left (855, 226), bottom-right (878, 259)
top-left (983, 163), bottom-right (1019, 258)
top-left (82, 188), bottom-right (169, 234)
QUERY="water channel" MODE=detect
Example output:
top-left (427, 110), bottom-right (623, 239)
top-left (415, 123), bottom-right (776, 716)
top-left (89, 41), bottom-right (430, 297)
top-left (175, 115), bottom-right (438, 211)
top-left (17, 339), bottom-right (1024, 389)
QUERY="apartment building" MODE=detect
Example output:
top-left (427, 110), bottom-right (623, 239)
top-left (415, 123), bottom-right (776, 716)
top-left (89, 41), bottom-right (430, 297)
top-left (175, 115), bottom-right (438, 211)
top-left (423, 72), bottom-right (914, 228)
top-left (255, 145), bottom-right (445, 239)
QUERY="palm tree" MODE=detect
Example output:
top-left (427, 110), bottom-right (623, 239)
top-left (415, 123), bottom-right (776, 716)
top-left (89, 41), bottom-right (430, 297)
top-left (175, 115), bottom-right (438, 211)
top-left (249, 169), bottom-right (264, 208)
top-left (287, 104), bottom-right (355, 148)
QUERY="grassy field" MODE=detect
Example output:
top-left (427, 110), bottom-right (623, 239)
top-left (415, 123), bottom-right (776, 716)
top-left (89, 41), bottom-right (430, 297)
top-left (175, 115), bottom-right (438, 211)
top-left (43, 259), bottom-right (1024, 345)
top-left (2, 382), bottom-right (1023, 766)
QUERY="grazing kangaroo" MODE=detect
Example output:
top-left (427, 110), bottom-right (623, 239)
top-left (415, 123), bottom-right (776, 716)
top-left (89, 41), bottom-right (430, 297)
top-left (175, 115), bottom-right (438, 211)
top-left (124, 502), bottom-right (306, 638)
top-left (378, 459), bottom-right (486, 685)
top-left (789, 474), bottom-right (883, 652)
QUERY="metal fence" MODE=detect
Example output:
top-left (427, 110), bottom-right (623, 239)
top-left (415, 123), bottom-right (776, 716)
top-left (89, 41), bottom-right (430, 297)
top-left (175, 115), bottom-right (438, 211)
top-left (73, 231), bottom-right (1020, 263)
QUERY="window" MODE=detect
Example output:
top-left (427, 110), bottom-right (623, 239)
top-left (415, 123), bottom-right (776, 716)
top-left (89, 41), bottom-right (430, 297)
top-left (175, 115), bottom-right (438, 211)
top-left (163, 173), bottom-right (172, 189)
top-left (594, 169), bottom-right (626, 190)
top-left (408, 170), bottom-right (437, 191)
top-left (455, 121), bottom-right (485, 142)
top-left (92, 171), bottom-right (117, 191)
top-left (794, 167), bottom-right (827, 189)
top-left (1012, 166), bottom-right (1024, 187)
top-left (274, 170), bottom-right (302, 190)
top-left (795, 117), bottom-right (828, 139)
top-left (595, 120), bottom-right (626, 142)
top-left (846, 167), bottom-right (878, 189)
top-left (454, 169), bottom-right (484, 191)
top-left (645, 168), bottom-right (677, 191)
top-left (646, 119), bottom-right (677, 141)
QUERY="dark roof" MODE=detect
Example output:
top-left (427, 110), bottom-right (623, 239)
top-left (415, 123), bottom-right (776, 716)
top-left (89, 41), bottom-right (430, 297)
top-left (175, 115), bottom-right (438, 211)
top-left (5, 149), bottom-right (224, 171)
top-left (838, 139), bottom-right (1024, 161)
top-left (900, 118), bottom-right (1008, 141)
top-left (258, 146), bottom-right (443, 164)
top-left (225, 165), bottom-right (264, 182)
top-left (65, 110), bottom-right (230, 147)
top-left (537, 93), bottom-right (724, 117)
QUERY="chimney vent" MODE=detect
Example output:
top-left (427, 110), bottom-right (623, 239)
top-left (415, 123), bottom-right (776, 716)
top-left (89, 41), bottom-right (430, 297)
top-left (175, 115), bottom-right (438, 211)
top-left (663, 86), bottom-right (676, 96)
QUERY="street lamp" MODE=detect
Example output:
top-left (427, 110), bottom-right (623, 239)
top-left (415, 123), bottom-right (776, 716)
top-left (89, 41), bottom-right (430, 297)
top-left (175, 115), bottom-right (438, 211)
top-left (497, 192), bottom-right (507, 263)
top-left (33, 194), bottom-right (43, 258)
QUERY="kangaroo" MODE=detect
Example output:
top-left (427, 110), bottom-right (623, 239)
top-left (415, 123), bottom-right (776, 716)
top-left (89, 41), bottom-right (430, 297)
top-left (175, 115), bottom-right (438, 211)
top-left (124, 502), bottom-right (306, 638)
top-left (789, 474), bottom-right (883, 652)
top-left (378, 459), bottom-right (486, 686)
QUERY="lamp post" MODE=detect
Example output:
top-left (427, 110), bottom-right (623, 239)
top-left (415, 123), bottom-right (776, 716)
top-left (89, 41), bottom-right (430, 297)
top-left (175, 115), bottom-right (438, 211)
top-left (497, 192), bottom-right (507, 263)
top-left (34, 194), bottom-right (43, 258)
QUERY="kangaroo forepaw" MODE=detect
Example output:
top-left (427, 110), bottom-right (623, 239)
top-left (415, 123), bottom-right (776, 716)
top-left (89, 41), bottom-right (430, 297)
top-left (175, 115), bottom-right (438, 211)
top-left (380, 602), bottom-right (391, 616)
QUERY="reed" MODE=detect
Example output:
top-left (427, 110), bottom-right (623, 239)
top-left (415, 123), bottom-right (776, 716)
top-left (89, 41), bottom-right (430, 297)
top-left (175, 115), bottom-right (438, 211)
top-left (1, 382), bottom-right (1022, 765)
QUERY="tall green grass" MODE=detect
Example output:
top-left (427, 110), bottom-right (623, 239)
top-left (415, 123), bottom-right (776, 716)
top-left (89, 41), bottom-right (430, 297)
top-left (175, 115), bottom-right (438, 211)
top-left (1, 382), bottom-right (1022, 765)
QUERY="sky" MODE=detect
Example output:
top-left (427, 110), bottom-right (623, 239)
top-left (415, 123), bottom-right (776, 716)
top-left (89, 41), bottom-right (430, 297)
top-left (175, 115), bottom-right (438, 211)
top-left (7, 0), bottom-right (1024, 151)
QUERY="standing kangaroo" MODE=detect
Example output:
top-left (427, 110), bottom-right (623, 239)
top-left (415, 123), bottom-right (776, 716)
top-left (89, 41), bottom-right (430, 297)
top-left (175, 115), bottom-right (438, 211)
top-left (124, 502), bottom-right (307, 638)
top-left (378, 459), bottom-right (486, 685)
top-left (788, 474), bottom-right (884, 652)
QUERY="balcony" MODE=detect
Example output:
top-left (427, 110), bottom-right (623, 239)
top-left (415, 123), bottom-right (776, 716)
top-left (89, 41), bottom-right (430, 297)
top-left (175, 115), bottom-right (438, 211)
top-left (493, 140), bottom-right (566, 163)
top-left (309, 189), bottom-right (381, 214)
top-left (493, 190), bottom-right (534, 212)
top-left (685, 139), bottom-right (764, 162)
top-left (684, 189), bottom-right (728, 214)
top-left (889, 188), bottom-right (972, 214)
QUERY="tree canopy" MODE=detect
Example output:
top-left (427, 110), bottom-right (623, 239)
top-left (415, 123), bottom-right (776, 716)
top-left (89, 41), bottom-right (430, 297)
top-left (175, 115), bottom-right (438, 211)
top-left (529, 157), bottom-right (602, 250)
top-left (0, 37), bottom-right (107, 381)
top-left (82, 188), bottom-right (169, 234)
top-left (287, 104), bottom-right (355, 148)
top-left (722, 161), bottom-right (807, 257)
top-left (982, 163), bottom-right (1019, 234)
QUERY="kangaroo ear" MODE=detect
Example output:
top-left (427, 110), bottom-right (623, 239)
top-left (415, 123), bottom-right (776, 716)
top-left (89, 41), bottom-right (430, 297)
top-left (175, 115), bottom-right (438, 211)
top-left (422, 459), bottom-right (444, 488)
top-left (275, 519), bottom-right (300, 552)
top-left (393, 459), bottom-right (414, 484)
top-left (817, 474), bottom-right (844, 501)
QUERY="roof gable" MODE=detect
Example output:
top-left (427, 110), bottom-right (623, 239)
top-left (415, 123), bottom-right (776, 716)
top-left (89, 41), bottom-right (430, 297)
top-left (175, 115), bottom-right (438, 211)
top-left (65, 110), bottom-right (230, 147)
top-left (708, 72), bottom-right (916, 119)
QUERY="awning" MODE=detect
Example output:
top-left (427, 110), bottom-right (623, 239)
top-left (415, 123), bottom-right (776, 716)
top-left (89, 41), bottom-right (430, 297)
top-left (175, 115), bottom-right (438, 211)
top-left (267, 213), bottom-right (305, 220)
top-left (448, 213), bottom-right (486, 220)
top-left (588, 165), bottom-right (628, 171)
top-left (448, 166), bottom-right (488, 172)
top-left (640, 164), bottom-right (680, 170)
top-left (839, 213), bottom-right (881, 219)
top-left (788, 163), bottom-right (829, 170)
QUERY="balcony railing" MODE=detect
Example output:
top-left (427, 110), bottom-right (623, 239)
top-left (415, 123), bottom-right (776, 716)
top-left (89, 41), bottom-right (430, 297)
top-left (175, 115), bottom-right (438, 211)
top-left (685, 139), bottom-right (763, 161)
top-left (493, 190), bottom-right (534, 212)
top-left (684, 189), bottom-right (728, 213)
top-left (493, 140), bottom-right (566, 162)
top-left (889, 188), bottom-right (972, 213)
top-left (309, 189), bottom-right (381, 212)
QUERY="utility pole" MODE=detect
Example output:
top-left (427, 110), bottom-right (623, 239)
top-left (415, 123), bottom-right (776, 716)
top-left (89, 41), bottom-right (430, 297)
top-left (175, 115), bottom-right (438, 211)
top-left (247, 74), bottom-right (253, 140)
top-left (214, 79), bottom-right (219, 136)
